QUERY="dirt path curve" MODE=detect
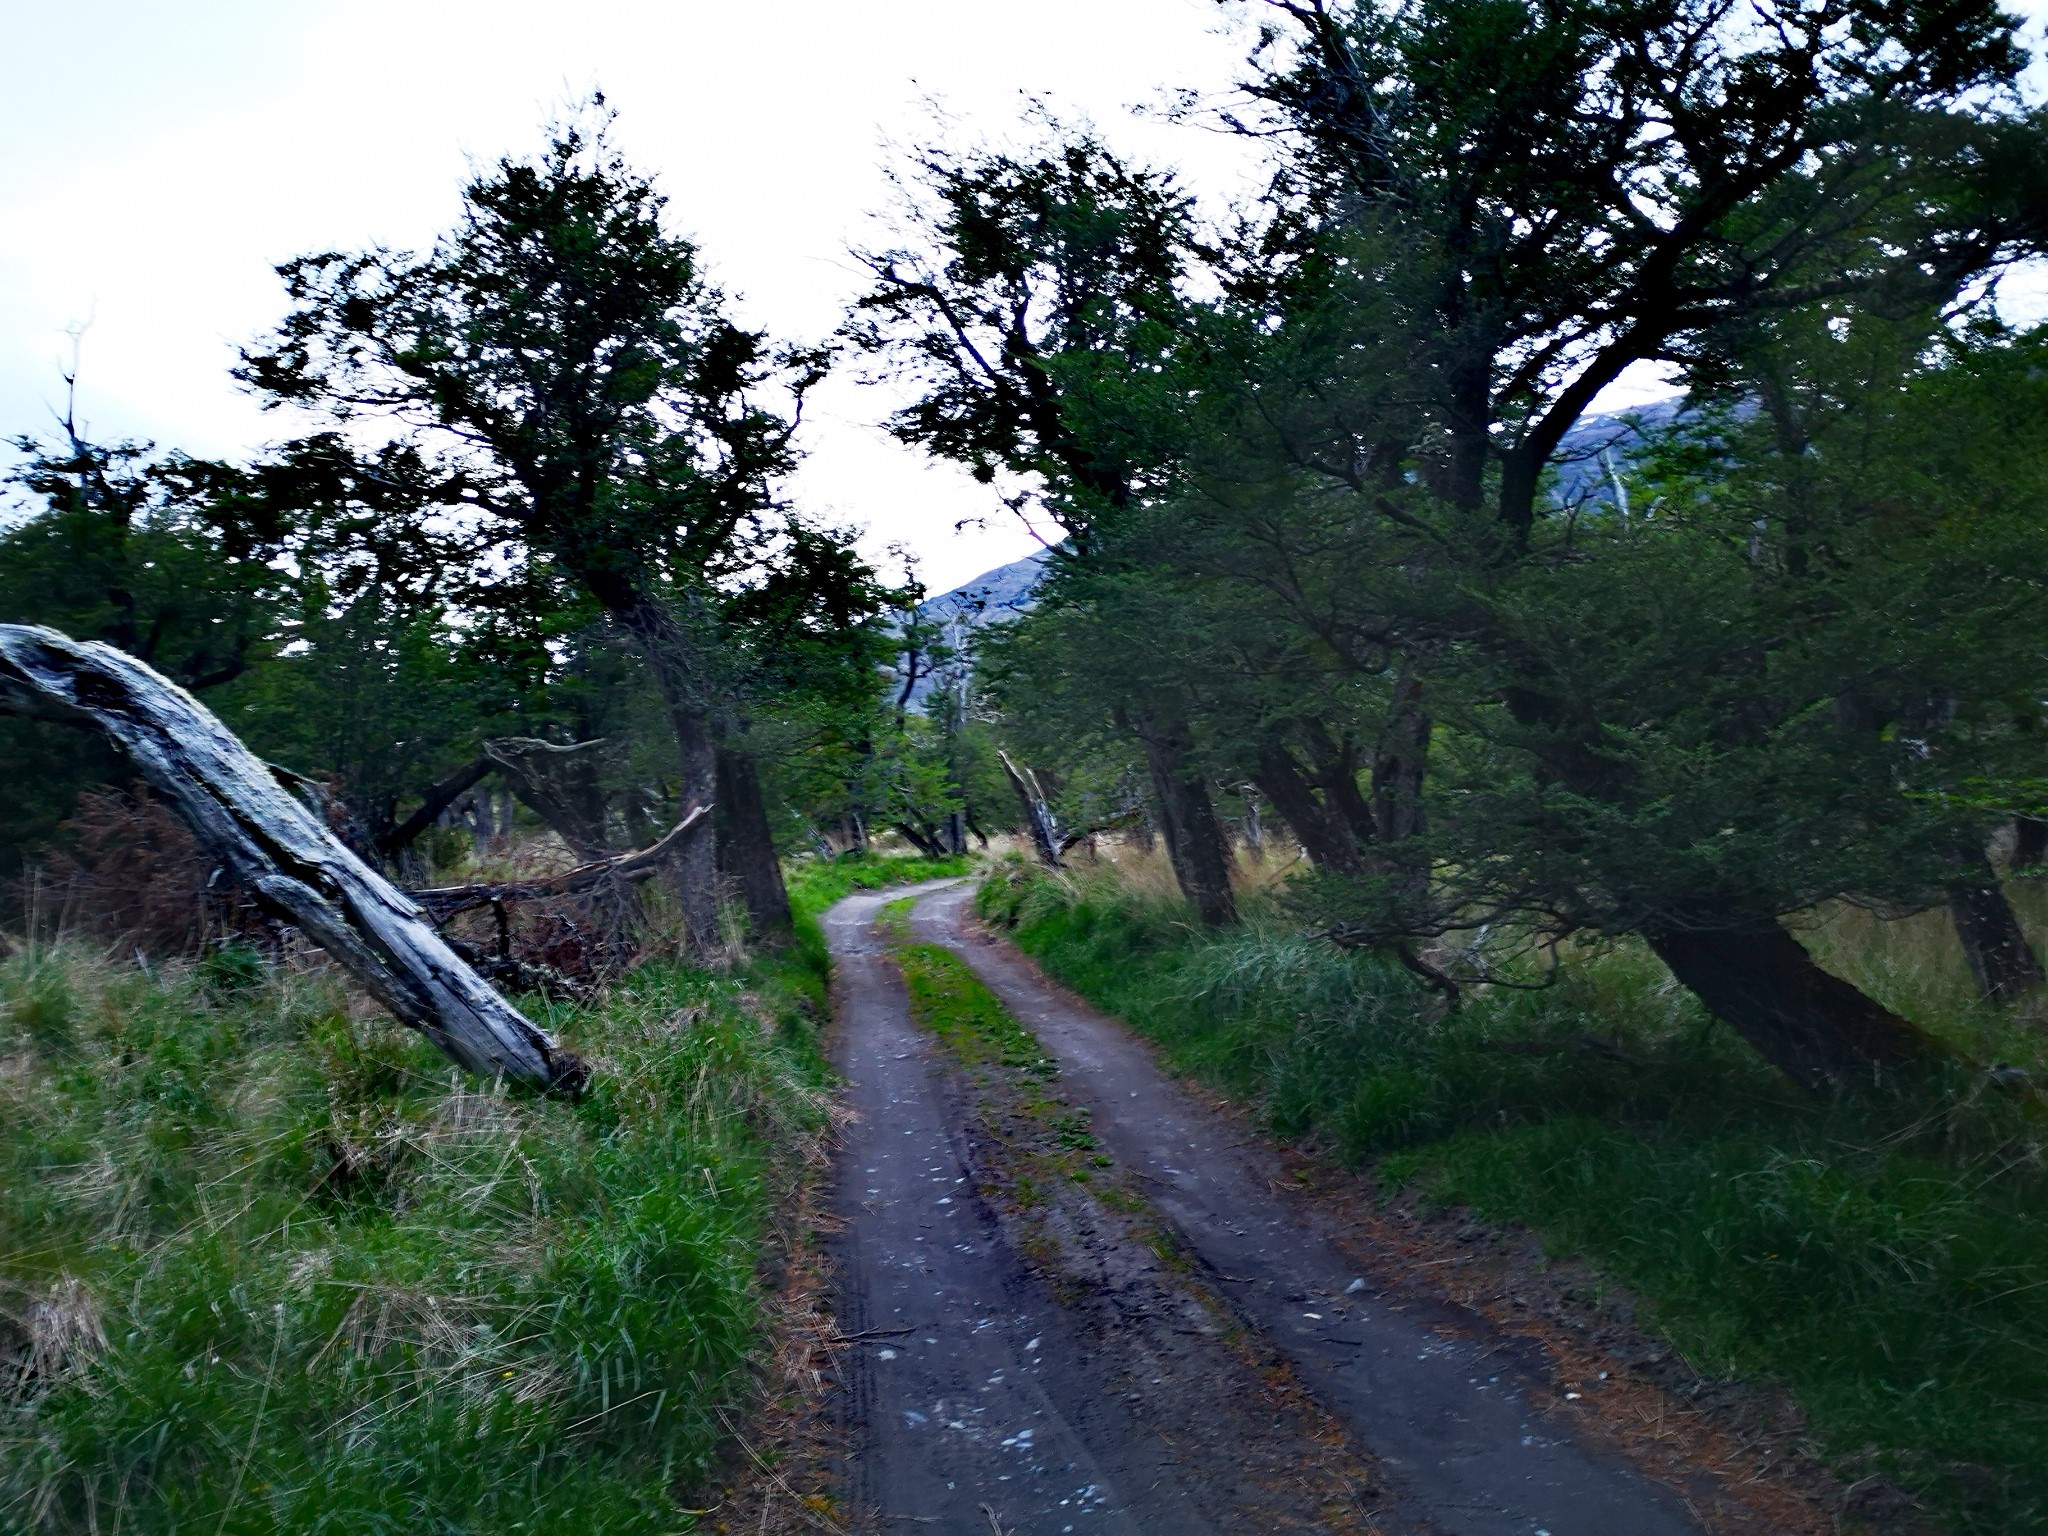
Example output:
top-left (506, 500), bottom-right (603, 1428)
top-left (823, 882), bottom-right (1217, 1534)
top-left (909, 880), bottom-right (1708, 1536)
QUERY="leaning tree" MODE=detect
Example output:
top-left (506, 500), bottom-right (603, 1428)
top-left (846, 126), bottom-right (1242, 925)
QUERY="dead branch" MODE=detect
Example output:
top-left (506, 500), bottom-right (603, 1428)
top-left (998, 749), bottom-right (1063, 869)
top-left (409, 806), bottom-right (709, 918)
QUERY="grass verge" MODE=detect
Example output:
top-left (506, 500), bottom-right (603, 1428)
top-left (0, 930), bottom-right (834, 1534)
top-left (977, 857), bottom-right (2048, 1536)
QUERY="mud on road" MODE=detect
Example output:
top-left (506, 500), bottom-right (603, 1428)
top-left (816, 880), bottom-right (1841, 1535)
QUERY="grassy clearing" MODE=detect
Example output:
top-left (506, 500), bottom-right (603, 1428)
top-left (977, 857), bottom-right (2048, 1535)
top-left (0, 926), bottom-right (835, 1533)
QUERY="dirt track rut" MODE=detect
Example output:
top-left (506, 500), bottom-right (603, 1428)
top-left (825, 879), bottom-right (1710, 1534)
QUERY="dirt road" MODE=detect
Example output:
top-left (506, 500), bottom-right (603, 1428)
top-left (824, 880), bottom-right (1711, 1534)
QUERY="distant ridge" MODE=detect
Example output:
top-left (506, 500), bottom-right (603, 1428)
top-left (918, 547), bottom-right (1053, 626)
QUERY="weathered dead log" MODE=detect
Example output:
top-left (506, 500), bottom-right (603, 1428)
top-left (409, 806), bottom-right (709, 918)
top-left (998, 749), bottom-right (1064, 869)
top-left (0, 625), bottom-right (585, 1093)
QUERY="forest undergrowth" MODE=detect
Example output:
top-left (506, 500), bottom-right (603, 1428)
top-left (977, 854), bottom-right (2048, 1536)
top-left (0, 851), bottom-right (952, 1534)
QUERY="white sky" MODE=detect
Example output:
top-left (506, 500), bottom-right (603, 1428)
top-left (0, 0), bottom-right (1273, 594)
top-left (3, 1), bottom-right (2043, 595)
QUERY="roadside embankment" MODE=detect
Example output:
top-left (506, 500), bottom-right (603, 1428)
top-left (976, 858), bottom-right (2048, 1536)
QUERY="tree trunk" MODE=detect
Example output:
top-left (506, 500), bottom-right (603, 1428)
top-left (1947, 877), bottom-right (2044, 1003)
top-left (998, 749), bottom-right (1064, 869)
top-left (1129, 714), bottom-right (1237, 928)
top-left (0, 625), bottom-right (583, 1092)
top-left (1254, 745), bottom-right (1362, 875)
top-left (1300, 719), bottom-right (1378, 854)
top-left (1643, 920), bottom-right (1945, 1092)
top-left (1240, 786), bottom-right (1263, 853)
top-left (608, 597), bottom-right (719, 951)
top-left (1371, 672), bottom-right (1430, 845)
top-left (2014, 816), bottom-right (2048, 875)
top-left (715, 743), bottom-right (792, 938)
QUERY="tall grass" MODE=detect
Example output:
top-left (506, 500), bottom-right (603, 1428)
top-left (978, 857), bottom-right (2048, 1535)
top-left (0, 930), bottom-right (833, 1533)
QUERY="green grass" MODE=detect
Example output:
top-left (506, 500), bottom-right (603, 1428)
top-left (779, 851), bottom-right (974, 1003)
top-left (977, 858), bottom-right (2048, 1535)
top-left (0, 933), bottom-right (834, 1534)
top-left (887, 933), bottom-right (1055, 1080)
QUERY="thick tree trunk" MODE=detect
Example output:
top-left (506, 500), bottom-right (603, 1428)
top-left (0, 625), bottom-right (583, 1092)
top-left (606, 596), bottom-right (720, 951)
top-left (1947, 877), bottom-right (2045, 1003)
top-left (1128, 714), bottom-right (1237, 928)
top-left (1643, 921), bottom-right (1945, 1092)
top-left (714, 743), bottom-right (792, 938)
top-left (666, 708), bottom-right (721, 949)
top-left (1371, 673), bottom-right (1431, 845)
top-left (1254, 745), bottom-right (1362, 875)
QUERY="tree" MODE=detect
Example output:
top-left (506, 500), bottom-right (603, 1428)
top-left (239, 101), bottom-right (842, 945)
top-left (1388, 316), bottom-right (2048, 1084)
top-left (847, 124), bottom-right (1241, 924)
top-left (1139, 0), bottom-right (2048, 1080)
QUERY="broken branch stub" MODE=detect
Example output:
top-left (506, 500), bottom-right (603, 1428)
top-left (0, 625), bottom-right (585, 1094)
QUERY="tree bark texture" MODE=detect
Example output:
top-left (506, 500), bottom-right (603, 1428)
top-left (0, 625), bottom-right (583, 1092)
top-left (1129, 714), bottom-right (1237, 928)
top-left (1946, 877), bottom-right (2045, 1003)
top-left (1643, 921), bottom-right (1945, 1092)
top-left (1371, 674), bottom-right (1431, 846)
top-left (714, 743), bottom-right (792, 937)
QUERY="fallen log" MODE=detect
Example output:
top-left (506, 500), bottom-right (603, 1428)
top-left (0, 625), bottom-right (585, 1094)
top-left (409, 807), bottom-right (709, 918)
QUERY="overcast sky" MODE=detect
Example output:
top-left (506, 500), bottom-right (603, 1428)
top-left (4, 1), bottom-right (2044, 595)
